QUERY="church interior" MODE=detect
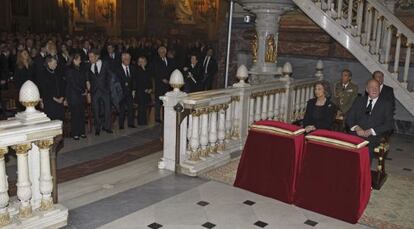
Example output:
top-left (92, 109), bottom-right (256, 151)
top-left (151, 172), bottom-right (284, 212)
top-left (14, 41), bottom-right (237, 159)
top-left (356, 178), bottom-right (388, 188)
top-left (0, 0), bottom-right (414, 228)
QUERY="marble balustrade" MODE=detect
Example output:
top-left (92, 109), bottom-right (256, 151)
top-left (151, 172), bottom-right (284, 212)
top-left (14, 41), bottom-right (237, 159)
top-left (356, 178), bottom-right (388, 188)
top-left (161, 74), bottom-right (320, 176)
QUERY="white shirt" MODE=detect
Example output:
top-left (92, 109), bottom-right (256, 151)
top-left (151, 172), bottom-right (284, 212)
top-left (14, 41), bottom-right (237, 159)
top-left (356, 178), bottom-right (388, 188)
top-left (162, 57), bottom-right (168, 66)
top-left (90, 60), bottom-right (102, 74)
top-left (203, 56), bottom-right (211, 74)
top-left (122, 64), bottom-right (130, 76)
top-left (342, 83), bottom-right (349, 89)
top-left (350, 96), bottom-right (379, 135)
top-left (380, 84), bottom-right (384, 92)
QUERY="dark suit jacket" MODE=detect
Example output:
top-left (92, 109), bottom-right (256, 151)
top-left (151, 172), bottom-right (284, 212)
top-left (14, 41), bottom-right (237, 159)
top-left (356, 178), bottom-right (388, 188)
top-left (346, 96), bottom-right (394, 149)
top-left (87, 61), bottom-right (112, 96)
top-left (102, 52), bottom-right (121, 70)
top-left (201, 56), bottom-right (218, 76)
top-left (303, 98), bottom-right (336, 130)
top-left (135, 66), bottom-right (152, 105)
top-left (65, 65), bottom-right (86, 106)
top-left (115, 64), bottom-right (137, 98)
top-left (151, 57), bottom-right (173, 97)
top-left (0, 53), bottom-right (10, 81)
top-left (183, 63), bottom-right (203, 93)
top-left (380, 85), bottom-right (395, 112)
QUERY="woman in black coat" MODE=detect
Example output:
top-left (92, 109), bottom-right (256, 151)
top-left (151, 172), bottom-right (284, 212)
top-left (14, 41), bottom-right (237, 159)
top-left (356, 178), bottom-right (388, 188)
top-left (303, 81), bottom-right (337, 133)
top-left (65, 54), bottom-right (87, 140)
top-left (14, 50), bottom-right (35, 90)
top-left (135, 56), bottom-right (152, 125)
top-left (183, 54), bottom-right (203, 93)
top-left (38, 56), bottom-right (65, 121)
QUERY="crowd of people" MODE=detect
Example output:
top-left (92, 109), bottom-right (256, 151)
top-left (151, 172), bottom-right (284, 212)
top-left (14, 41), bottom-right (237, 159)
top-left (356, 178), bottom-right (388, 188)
top-left (0, 33), bottom-right (218, 140)
top-left (302, 69), bottom-right (395, 162)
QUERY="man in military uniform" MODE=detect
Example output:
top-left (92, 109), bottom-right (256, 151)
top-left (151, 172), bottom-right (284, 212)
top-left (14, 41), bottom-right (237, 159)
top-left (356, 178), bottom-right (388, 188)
top-left (333, 69), bottom-right (359, 122)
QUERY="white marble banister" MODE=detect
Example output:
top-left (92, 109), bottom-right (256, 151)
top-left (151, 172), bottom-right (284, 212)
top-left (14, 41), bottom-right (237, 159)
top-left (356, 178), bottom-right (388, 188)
top-left (0, 80), bottom-right (68, 228)
top-left (161, 65), bottom-right (320, 176)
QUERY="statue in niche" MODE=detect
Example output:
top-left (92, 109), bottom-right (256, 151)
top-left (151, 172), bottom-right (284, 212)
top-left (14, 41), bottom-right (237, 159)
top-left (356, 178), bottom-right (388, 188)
top-left (175, 0), bottom-right (195, 24)
top-left (265, 34), bottom-right (277, 63)
top-left (252, 33), bottom-right (258, 63)
top-left (75, 0), bottom-right (90, 19)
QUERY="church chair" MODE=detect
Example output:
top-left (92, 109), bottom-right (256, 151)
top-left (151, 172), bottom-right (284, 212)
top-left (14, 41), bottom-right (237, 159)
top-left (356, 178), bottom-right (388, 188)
top-left (371, 134), bottom-right (391, 190)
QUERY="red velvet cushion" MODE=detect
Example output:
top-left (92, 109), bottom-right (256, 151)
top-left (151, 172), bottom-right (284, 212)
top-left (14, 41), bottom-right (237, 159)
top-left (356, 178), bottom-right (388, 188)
top-left (253, 120), bottom-right (303, 132)
top-left (307, 129), bottom-right (368, 149)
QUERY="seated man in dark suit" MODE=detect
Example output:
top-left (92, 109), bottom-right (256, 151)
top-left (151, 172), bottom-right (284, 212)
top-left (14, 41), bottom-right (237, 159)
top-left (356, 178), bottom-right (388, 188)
top-left (346, 79), bottom-right (394, 161)
top-left (372, 70), bottom-right (395, 114)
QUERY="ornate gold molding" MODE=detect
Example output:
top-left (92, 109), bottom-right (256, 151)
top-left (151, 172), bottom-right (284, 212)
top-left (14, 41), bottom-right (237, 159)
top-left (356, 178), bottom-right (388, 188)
top-left (0, 148), bottom-right (8, 158)
top-left (40, 198), bottom-right (54, 211)
top-left (0, 212), bottom-right (10, 226)
top-left (19, 205), bottom-right (32, 218)
top-left (21, 101), bottom-right (39, 108)
top-left (12, 144), bottom-right (32, 155)
top-left (36, 139), bottom-right (54, 150)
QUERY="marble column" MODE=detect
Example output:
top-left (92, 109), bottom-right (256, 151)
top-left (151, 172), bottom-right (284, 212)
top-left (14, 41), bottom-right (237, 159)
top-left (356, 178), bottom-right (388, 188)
top-left (241, 0), bottom-right (294, 83)
top-left (13, 143), bottom-right (33, 218)
top-left (0, 148), bottom-right (10, 226)
top-left (36, 139), bottom-right (54, 211)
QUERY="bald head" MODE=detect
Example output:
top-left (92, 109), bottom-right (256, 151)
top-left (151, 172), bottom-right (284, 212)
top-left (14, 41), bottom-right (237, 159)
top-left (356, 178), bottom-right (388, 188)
top-left (366, 79), bottom-right (380, 99)
top-left (372, 71), bottom-right (384, 85)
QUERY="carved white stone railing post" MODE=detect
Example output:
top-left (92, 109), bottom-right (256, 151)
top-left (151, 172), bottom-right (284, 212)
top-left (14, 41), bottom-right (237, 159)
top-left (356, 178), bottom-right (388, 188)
top-left (261, 93), bottom-right (268, 120)
top-left (268, 91), bottom-right (275, 119)
top-left (159, 70), bottom-right (187, 169)
top-left (13, 143), bottom-right (33, 218)
top-left (36, 139), bottom-right (54, 211)
top-left (315, 60), bottom-right (324, 80)
top-left (0, 80), bottom-right (68, 227)
top-left (208, 107), bottom-right (218, 154)
top-left (254, 94), bottom-right (262, 121)
top-left (199, 108), bottom-right (209, 158)
top-left (0, 148), bottom-right (10, 226)
top-left (274, 91), bottom-right (281, 120)
top-left (190, 111), bottom-right (201, 161)
top-left (231, 96), bottom-right (241, 139)
top-left (225, 102), bottom-right (233, 140)
top-left (217, 105), bottom-right (227, 152)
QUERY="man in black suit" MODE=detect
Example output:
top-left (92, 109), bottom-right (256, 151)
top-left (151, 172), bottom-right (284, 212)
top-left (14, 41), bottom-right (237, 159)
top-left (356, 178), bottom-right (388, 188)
top-left (116, 52), bottom-right (136, 129)
top-left (346, 79), bottom-right (394, 161)
top-left (201, 47), bottom-right (218, 90)
top-left (372, 70), bottom-right (395, 114)
top-left (183, 54), bottom-right (203, 93)
top-left (80, 40), bottom-right (91, 63)
top-left (102, 43), bottom-right (121, 70)
top-left (87, 49), bottom-right (113, 135)
top-left (152, 46), bottom-right (173, 122)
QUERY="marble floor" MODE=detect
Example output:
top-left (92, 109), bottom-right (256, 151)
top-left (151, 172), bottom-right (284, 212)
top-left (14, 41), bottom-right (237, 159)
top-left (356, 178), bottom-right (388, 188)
top-left (59, 151), bottom-right (374, 229)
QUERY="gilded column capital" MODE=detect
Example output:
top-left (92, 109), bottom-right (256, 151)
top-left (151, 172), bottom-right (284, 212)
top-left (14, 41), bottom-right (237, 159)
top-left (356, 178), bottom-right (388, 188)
top-left (36, 139), bottom-right (54, 150)
top-left (0, 148), bottom-right (8, 158)
top-left (12, 143), bottom-right (32, 155)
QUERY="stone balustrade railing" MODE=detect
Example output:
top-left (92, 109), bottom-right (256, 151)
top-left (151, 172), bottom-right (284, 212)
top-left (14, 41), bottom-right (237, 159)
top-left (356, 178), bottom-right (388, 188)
top-left (0, 81), bottom-right (68, 228)
top-left (159, 62), bottom-right (323, 176)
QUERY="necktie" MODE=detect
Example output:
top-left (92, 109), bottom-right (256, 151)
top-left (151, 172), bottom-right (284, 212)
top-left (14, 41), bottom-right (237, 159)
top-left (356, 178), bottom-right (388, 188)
top-left (366, 99), bottom-right (373, 115)
top-left (342, 85), bottom-right (346, 91)
top-left (94, 63), bottom-right (99, 76)
top-left (204, 57), bottom-right (210, 74)
top-left (126, 66), bottom-right (130, 78)
top-left (163, 58), bottom-right (167, 67)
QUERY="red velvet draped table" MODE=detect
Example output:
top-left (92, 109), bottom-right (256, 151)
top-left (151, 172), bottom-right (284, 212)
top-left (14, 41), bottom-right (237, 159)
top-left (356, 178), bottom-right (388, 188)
top-left (294, 130), bottom-right (372, 223)
top-left (234, 121), bottom-right (305, 204)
